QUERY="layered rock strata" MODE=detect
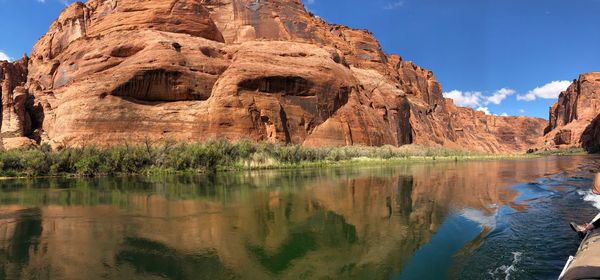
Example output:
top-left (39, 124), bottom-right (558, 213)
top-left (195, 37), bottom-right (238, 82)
top-left (0, 0), bottom-right (546, 153)
top-left (538, 73), bottom-right (600, 151)
top-left (0, 57), bottom-right (37, 149)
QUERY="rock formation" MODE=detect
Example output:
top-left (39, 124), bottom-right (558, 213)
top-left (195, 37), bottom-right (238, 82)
top-left (0, 0), bottom-right (546, 153)
top-left (0, 56), bottom-right (37, 149)
top-left (538, 73), bottom-right (600, 151)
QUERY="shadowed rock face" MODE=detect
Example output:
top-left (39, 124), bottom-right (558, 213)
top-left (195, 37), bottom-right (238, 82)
top-left (538, 73), bottom-right (600, 151)
top-left (0, 0), bottom-right (546, 152)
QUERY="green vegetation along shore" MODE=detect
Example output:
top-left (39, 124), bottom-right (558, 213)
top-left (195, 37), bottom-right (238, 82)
top-left (529, 146), bottom-right (588, 156)
top-left (0, 140), bottom-right (555, 178)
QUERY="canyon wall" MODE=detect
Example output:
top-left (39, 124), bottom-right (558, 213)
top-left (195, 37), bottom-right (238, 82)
top-left (0, 0), bottom-right (547, 152)
top-left (538, 73), bottom-right (600, 151)
top-left (0, 57), bottom-right (39, 149)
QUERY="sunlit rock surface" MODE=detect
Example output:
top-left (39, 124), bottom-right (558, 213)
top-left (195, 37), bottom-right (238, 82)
top-left (0, 57), bottom-right (36, 149)
top-left (0, 0), bottom-right (546, 152)
top-left (539, 73), bottom-right (600, 151)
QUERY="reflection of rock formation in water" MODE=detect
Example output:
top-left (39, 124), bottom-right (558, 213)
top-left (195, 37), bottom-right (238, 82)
top-left (0, 208), bottom-right (43, 279)
top-left (0, 157), bottom-right (588, 279)
top-left (116, 237), bottom-right (237, 279)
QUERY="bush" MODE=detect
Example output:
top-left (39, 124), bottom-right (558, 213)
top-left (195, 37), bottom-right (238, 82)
top-left (0, 140), bottom-right (482, 177)
top-left (22, 149), bottom-right (51, 176)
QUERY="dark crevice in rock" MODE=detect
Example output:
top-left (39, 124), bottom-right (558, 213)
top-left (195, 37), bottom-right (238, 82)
top-left (48, 61), bottom-right (60, 76)
top-left (396, 97), bottom-right (413, 145)
top-left (172, 42), bottom-right (182, 52)
top-left (25, 96), bottom-right (44, 143)
top-left (278, 52), bottom-right (308, 58)
top-left (329, 52), bottom-right (349, 67)
top-left (200, 47), bottom-right (223, 58)
top-left (331, 86), bottom-right (350, 113)
top-left (581, 114), bottom-right (600, 152)
top-left (111, 69), bottom-right (207, 102)
top-left (238, 76), bottom-right (314, 96)
top-left (279, 105), bottom-right (291, 144)
top-left (94, 60), bottom-right (125, 73)
top-left (110, 45), bottom-right (144, 57)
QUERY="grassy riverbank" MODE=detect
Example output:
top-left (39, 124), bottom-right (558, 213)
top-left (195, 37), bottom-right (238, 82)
top-left (0, 140), bottom-right (529, 178)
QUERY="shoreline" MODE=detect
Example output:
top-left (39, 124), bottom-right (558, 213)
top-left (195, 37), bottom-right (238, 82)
top-left (0, 141), bottom-right (590, 180)
top-left (0, 155), bottom-right (522, 180)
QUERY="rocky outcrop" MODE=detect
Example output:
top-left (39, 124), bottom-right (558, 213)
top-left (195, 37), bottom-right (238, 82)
top-left (0, 57), bottom-right (37, 149)
top-left (447, 102), bottom-right (547, 153)
top-left (1, 0), bottom-right (546, 153)
top-left (538, 73), bottom-right (600, 151)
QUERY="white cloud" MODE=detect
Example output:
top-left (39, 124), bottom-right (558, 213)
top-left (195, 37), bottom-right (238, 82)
top-left (306, 0), bottom-right (315, 4)
top-left (516, 80), bottom-right (571, 101)
top-left (519, 109), bottom-right (525, 114)
top-left (486, 88), bottom-right (515, 105)
top-left (476, 107), bottom-right (491, 115)
top-left (384, 1), bottom-right (404, 10)
top-left (500, 112), bottom-right (509, 117)
top-left (443, 90), bottom-right (484, 107)
top-left (443, 87), bottom-right (515, 108)
top-left (36, 0), bottom-right (72, 4)
top-left (0, 51), bottom-right (10, 62)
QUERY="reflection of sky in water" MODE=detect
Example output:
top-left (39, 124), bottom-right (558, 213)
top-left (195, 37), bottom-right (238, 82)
top-left (461, 208), bottom-right (497, 228)
top-left (457, 157), bottom-right (600, 280)
top-left (397, 213), bottom-right (482, 280)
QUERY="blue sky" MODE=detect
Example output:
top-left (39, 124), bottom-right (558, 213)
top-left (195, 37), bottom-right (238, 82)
top-left (1, 0), bottom-right (599, 118)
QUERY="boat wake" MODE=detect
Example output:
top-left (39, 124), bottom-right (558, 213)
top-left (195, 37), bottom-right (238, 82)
top-left (577, 189), bottom-right (600, 210)
top-left (487, 252), bottom-right (522, 280)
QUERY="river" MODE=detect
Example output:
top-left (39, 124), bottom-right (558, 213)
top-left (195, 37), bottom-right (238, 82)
top-left (0, 156), bottom-right (598, 279)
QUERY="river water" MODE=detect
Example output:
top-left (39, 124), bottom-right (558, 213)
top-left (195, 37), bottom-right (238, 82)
top-left (0, 156), bottom-right (599, 279)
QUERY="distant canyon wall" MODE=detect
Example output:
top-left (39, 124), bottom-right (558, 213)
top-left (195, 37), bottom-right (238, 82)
top-left (0, 0), bottom-right (546, 153)
top-left (537, 72), bottom-right (600, 151)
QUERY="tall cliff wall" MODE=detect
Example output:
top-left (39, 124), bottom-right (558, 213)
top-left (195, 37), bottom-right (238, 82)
top-left (539, 73), bottom-right (600, 151)
top-left (0, 57), bottom-right (36, 148)
top-left (0, 0), bottom-right (546, 152)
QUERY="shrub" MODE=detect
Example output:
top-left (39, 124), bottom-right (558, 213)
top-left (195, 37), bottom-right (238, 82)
top-left (0, 140), bottom-right (485, 177)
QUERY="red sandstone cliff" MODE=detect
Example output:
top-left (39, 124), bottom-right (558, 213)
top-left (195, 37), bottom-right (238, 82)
top-left (538, 73), bottom-right (600, 151)
top-left (0, 0), bottom-right (546, 152)
top-left (0, 56), bottom-right (36, 148)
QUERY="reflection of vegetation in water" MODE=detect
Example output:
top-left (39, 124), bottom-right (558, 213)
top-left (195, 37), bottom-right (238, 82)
top-left (247, 233), bottom-right (318, 274)
top-left (0, 166), bottom-right (417, 207)
top-left (246, 208), bottom-right (357, 274)
top-left (116, 237), bottom-right (237, 280)
top-left (0, 175), bottom-right (240, 207)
